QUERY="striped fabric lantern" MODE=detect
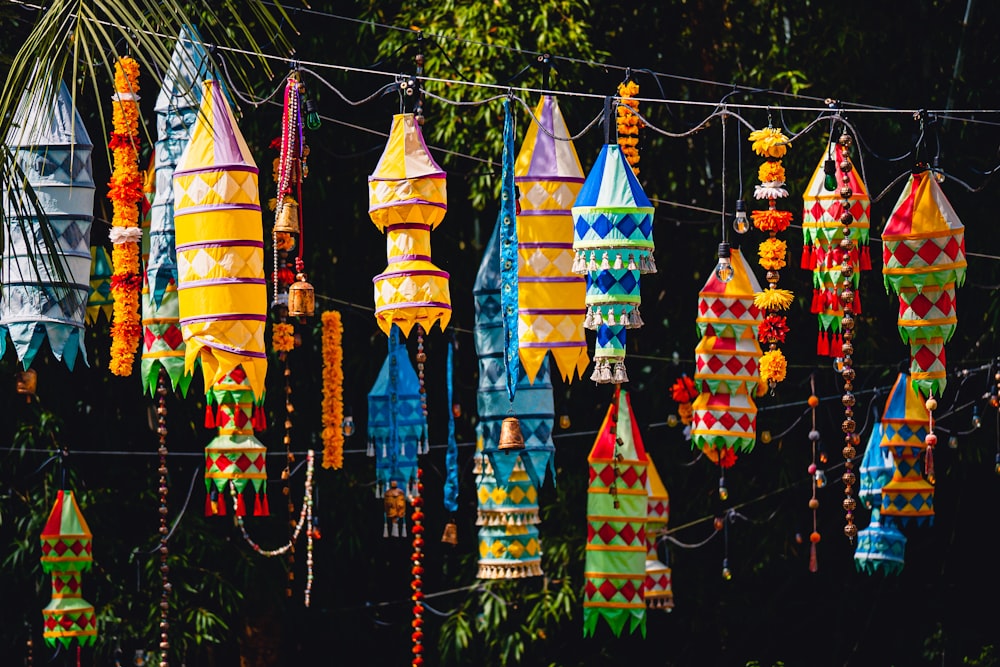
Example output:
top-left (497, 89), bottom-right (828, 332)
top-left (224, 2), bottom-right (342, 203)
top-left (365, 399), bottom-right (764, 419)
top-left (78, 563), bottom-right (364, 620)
top-left (141, 25), bottom-right (210, 396)
top-left (40, 490), bottom-right (96, 648)
top-left (854, 422), bottom-right (907, 575)
top-left (174, 79), bottom-right (269, 515)
top-left (368, 113), bottom-right (451, 338)
top-left (644, 456), bottom-right (674, 611)
top-left (584, 386), bottom-right (648, 637)
top-left (1, 78), bottom-right (94, 370)
top-left (882, 171), bottom-right (966, 398)
top-left (879, 373), bottom-right (934, 525)
top-left (572, 144), bottom-right (655, 384)
top-left (801, 136), bottom-right (871, 356)
top-left (515, 95), bottom-right (589, 383)
top-left (691, 248), bottom-right (765, 457)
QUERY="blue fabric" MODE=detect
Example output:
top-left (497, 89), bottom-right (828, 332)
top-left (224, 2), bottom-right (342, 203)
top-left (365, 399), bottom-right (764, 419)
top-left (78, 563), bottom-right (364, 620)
top-left (443, 339), bottom-right (459, 512)
top-left (498, 98), bottom-right (520, 401)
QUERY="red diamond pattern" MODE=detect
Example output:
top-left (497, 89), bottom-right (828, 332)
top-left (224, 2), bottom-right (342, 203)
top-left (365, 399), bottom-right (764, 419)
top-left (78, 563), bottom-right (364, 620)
top-left (709, 299), bottom-right (727, 316)
top-left (143, 328), bottom-right (156, 350)
top-left (707, 357), bottom-right (724, 373)
top-left (598, 580), bottom-right (619, 601)
top-left (618, 467), bottom-right (639, 488)
top-left (729, 300), bottom-right (747, 318)
top-left (228, 367), bottom-right (247, 384)
top-left (724, 357), bottom-right (745, 374)
top-left (906, 293), bottom-right (934, 318)
top-left (891, 243), bottom-right (915, 265)
top-left (597, 465), bottom-right (616, 488)
top-left (913, 344), bottom-right (945, 370)
top-left (596, 523), bottom-right (617, 544)
top-left (916, 240), bottom-right (943, 265)
top-left (942, 236), bottom-right (961, 260)
top-left (584, 581), bottom-right (598, 598)
top-left (618, 524), bottom-right (636, 545)
top-left (235, 454), bottom-right (254, 472)
top-left (619, 580), bottom-right (639, 602)
top-left (809, 201), bottom-right (825, 221)
top-left (162, 324), bottom-right (184, 350)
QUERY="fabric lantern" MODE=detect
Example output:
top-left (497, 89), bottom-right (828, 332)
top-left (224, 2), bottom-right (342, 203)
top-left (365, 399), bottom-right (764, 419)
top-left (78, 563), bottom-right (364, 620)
top-left (475, 215), bottom-right (556, 490)
top-left (514, 95), bottom-right (589, 383)
top-left (141, 25), bottom-right (211, 396)
top-left (174, 79), bottom-right (269, 515)
top-left (368, 113), bottom-right (451, 338)
top-left (854, 422), bottom-right (906, 575)
top-left (644, 456), bottom-right (674, 611)
top-left (801, 135), bottom-right (872, 356)
top-left (1, 78), bottom-right (94, 370)
top-left (879, 372), bottom-right (934, 525)
top-left (583, 386), bottom-right (648, 637)
top-left (882, 171), bottom-right (966, 398)
top-left (367, 324), bottom-right (427, 536)
top-left (86, 245), bottom-right (113, 325)
top-left (572, 144), bottom-right (655, 384)
top-left (39, 490), bottom-right (96, 648)
top-left (691, 248), bottom-right (764, 458)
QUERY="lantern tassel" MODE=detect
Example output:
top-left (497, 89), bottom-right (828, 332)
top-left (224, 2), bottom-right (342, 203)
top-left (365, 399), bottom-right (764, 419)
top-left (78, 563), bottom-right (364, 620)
top-left (204, 403), bottom-right (216, 428)
top-left (925, 444), bottom-right (936, 485)
top-left (800, 244), bottom-right (812, 269)
top-left (236, 493), bottom-right (247, 517)
top-left (809, 542), bottom-right (818, 573)
top-left (627, 254), bottom-right (638, 271)
top-left (613, 253), bottom-right (623, 270)
top-left (817, 331), bottom-right (829, 357)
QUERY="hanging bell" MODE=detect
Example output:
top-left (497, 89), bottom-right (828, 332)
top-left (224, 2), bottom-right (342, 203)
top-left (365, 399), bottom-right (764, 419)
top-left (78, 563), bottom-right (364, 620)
top-left (498, 416), bottom-right (525, 451)
top-left (287, 273), bottom-right (315, 318)
top-left (441, 519), bottom-right (458, 545)
top-left (273, 197), bottom-right (300, 234)
top-left (15, 368), bottom-right (37, 402)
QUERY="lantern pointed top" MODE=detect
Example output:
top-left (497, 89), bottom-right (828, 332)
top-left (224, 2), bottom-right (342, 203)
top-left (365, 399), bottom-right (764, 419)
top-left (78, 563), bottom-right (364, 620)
top-left (514, 95), bottom-right (584, 181)
top-left (369, 113), bottom-right (445, 182)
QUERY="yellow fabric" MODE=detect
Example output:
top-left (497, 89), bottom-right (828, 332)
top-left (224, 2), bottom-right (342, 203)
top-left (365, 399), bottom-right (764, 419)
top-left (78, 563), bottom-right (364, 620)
top-left (386, 228), bottom-right (432, 257)
top-left (369, 114), bottom-right (445, 181)
top-left (373, 270), bottom-right (451, 338)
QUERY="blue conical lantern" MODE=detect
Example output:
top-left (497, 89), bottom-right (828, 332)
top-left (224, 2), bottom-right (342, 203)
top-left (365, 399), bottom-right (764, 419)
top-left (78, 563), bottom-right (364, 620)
top-left (854, 422), bottom-right (906, 575)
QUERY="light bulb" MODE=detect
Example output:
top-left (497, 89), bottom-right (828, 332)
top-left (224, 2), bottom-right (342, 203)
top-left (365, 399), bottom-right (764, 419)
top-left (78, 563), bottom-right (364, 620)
top-left (732, 199), bottom-right (750, 234)
top-left (305, 97), bottom-right (322, 130)
top-left (714, 242), bottom-right (734, 283)
top-left (559, 414), bottom-right (571, 429)
top-left (341, 414), bottom-right (355, 437)
top-left (814, 469), bottom-right (827, 487)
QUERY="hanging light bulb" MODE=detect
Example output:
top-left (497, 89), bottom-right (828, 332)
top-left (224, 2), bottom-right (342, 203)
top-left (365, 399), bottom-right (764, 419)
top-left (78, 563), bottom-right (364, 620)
top-left (972, 406), bottom-right (982, 429)
top-left (814, 469), bottom-right (827, 488)
top-left (732, 199), bottom-right (750, 234)
top-left (341, 408), bottom-right (355, 437)
top-left (948, 435), bottom-right (958, 449)
top-left (304, 96), bottom-right (322, 131)
top-left (721, 558), bottom-right (732, 581)
top-left (714, 242), bottom-right (734, 283)
top-left (718, 476), bottom-right (728, 501)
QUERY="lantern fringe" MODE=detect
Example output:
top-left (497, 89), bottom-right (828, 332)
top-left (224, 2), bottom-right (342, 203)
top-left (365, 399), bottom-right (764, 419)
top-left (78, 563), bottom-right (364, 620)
top-left (320, 311), bottom-right (345, 469)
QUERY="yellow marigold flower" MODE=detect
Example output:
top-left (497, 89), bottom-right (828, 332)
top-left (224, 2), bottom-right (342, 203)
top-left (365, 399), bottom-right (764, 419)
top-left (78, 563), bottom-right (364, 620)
top-left (272, 322), bottom-right (296, 353)
top-left (758, 238), bottom-right (787, 271)
top-left (114, 57), bottom-right (141, 93)
top-left (754, 288), bottom-right (795, 311)
top-left (759, 349), bottom-right (787, 383)
top-left (758, 160), bottom-right (785, 184)
top-left (748, 127), bottom-right (790, 159)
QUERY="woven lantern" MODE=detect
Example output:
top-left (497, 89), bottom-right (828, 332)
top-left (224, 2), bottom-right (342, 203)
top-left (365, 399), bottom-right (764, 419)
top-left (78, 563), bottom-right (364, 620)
top-left (1, 78), bottom-right (94, 370)
top-left (368, 113), bottom-right (451, 338)
top-left (39, 490), bottom-right (97, 648)
top-left (882, 171), bottom-right (966, 398)
top-left (515, 95), bottom-right (589, 383)
top-left (879, 373), bottom-right (934, 525)
top-left (854, 422), bottom-right (907, 575)
top-left (572, 144), bottom-right (655, 384)
top-left (583, 387), bottom-right (648, 637)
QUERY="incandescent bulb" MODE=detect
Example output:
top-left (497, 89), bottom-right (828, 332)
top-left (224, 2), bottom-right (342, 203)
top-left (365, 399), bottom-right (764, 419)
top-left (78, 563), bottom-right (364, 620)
top-left (714, 242), bottom-right (734, 283)
top-left (305, 97), bottom-right (322, 130)
top-left (732, 199), bottom-right (750, 234)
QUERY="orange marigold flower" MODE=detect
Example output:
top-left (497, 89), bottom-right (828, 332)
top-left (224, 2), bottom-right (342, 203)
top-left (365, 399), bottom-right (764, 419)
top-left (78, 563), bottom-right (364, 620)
top-left (748, 127), bottom-right (790, 158)
top-left (758, 160), bottom-right (785, 184)
top-left (751, 209), bottom-right (793, 233)
top-left (758, 238), bottom-right (787, 271)
top-left (760, 349), bottom-right (788, 384)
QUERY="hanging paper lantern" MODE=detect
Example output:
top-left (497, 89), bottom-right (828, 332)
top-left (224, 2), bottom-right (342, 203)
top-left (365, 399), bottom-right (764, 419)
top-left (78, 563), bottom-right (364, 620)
top-left (879, 372), bottom-right (934, 525)
top-left (86, 245), bottom-right (114, 325)
top-left (367, 324), bottom-right (428, 537)
top-left (644, 456), bottom-right (674, 611)
top-left (854, 422), bottom-right (907, 575)
top-left (174, 79), bottom-right (269, 515)
top-left (141, 26), bottom-right (211, 397)
top-left (882, 171), bottom-right (966, 398)
top-left (514, 95), bottom-right (589, 383)
top-left (1, 78), bottom-right (94, 370)
top-left (572, 144), bottom-right (655, 384)
top-left (368, 113), bottom-right (451, 338)
top-left (691, 248), bottom-right (764, 458)
top-left (584, 387), bottom-right (648, 638)
top-left (39, 490), bottom-right (96, 648)
top-left (801, 133), bottom-right (871, 356)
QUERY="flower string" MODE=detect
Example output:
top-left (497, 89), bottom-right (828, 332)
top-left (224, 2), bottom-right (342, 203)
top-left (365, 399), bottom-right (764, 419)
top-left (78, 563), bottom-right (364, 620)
top-left (616, 79), bottom-right (642, 175)
top-left (748, 126), bottom-right (793, 390)
top-left (321, 310), bottom-right (345, 469)
top-left (108, 56), bottom-right (143, 376)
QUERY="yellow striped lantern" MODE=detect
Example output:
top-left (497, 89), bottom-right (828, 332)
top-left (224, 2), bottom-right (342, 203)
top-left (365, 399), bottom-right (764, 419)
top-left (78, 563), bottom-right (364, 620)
top-left (174, 79), bottom-right (269, 515)
top-left (878, 373), bottom-right (934, 525)
top-left (644, 456), bottom-right (674, 611)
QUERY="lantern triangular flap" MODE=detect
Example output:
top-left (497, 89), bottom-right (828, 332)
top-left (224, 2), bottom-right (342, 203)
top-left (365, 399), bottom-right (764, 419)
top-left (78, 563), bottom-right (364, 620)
top-left (40, 490), bottom-right (92, 573)
top-left (853, 512), bottom-right (906, 576)
top-left (858, 422), bottom-right (893, 508)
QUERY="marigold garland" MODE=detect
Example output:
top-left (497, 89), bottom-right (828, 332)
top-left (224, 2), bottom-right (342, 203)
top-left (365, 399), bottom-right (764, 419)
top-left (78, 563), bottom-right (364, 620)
top-left (759, 314), bottom-right (790, 344)
top-left (758, 161), bottom-right (786, 184)
top-left (321, 311), bottom-right (345, 470)
top-left (616, 79), bottom-right (642, 174)
top-left (748, 127), bottom-right (789, 158)
top-left (750, 209), bottom-right (793, 233)
top-left (758, 238), bottom-right (787, 271)
top-left (670, 374), bottom-right (699, 427)
top-left (759, 349), bottom-right (788, 384)
top-left (271, 323), bottom-right (296, 353)
top-left (108, 56), bottom-right (143, 377)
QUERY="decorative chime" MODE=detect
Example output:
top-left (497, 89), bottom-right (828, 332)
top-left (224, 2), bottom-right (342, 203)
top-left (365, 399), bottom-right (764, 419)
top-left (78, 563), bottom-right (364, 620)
top-left (879, 372), bottom-right (934, 525)
top-left (644, 456), bottom-right (674, 611)
top-left (584, 386), bottom-right (648, 638)
top-left (514, 94), bottom-right (589, 383)
top-left (854, 422), bottom-right (907, 575)
top-left (141, 25), bottom-right (211, 397)
top-left (367, 325), bottom-right (427, 536)
top-left (173, 80), bottom-right (269, 515)
top-left (368, 112), bottom-right (451, 338)
top-left (691, 247), bottom-right (765, 467)
top-left (882, 170), bottom-right (967, 399)
top-left (473, 213), bottom-right (550, 579)
top-left (40, 490), bottom-right (97, 648)
top-left (1, 77), bottom-right (94, 370)
top-left (801, 127), bottom-right (871, 356)
top-left (571, 139), bottom-right (656, 384)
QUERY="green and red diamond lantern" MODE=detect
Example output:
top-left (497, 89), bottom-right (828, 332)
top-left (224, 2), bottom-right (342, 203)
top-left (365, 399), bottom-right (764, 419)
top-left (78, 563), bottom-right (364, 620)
top-left (39, 490), bottom-right (96, 648)
top-left (801, 135), bottom-right (871, 356)
top-left (879, 372), bottom-right (934, 525)
top-left (882, 171), bottom-right (966, 398)
top-left (691, 248), bottom-right (765, 459)
top-left (644, 456), bottom-right (673, 611)
top-left (584, 386), bottom-right (648, 637)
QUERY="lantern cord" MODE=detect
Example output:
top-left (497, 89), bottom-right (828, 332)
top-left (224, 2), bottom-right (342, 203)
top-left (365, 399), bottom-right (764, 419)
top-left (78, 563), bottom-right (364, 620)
top-left (720, 107), bottom-right (727, 244)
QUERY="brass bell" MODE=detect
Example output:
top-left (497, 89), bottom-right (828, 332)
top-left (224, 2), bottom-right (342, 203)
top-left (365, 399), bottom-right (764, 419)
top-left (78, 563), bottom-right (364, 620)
top-left (441, 520), bottom-right (458, 545)
top-left (15, 368), bottom-right (37, 402)
top-left (287, 273), bottom-right (315, 318)
top-left (498, 416), bottom-right (525, 451)
top-left (273, 197), bottom-right (300, 234)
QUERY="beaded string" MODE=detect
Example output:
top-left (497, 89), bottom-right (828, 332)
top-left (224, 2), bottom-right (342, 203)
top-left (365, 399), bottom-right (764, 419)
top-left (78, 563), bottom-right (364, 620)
top-left (411, 467), bottom-right (425, 667)
top-left (155, 370), bottom-right (171, 666)
top-left (282, 359), bottom-right (296, 598)
top-left (806, 375), bottom-right (821, 573)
